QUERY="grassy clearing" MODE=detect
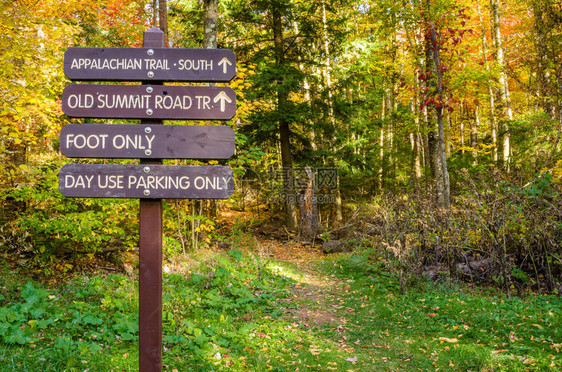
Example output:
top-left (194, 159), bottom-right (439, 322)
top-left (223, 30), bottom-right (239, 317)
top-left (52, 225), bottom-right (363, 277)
top-left (320, 253), bottom-right (561, 371)
top-left (0, 247), bottom-right (559, 371)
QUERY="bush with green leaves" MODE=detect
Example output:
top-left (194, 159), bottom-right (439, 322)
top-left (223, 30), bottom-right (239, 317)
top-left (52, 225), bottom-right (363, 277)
top-left (0, 159), bottom-right (138, 260)
top-left (0, 249), bottom-right (294, 370)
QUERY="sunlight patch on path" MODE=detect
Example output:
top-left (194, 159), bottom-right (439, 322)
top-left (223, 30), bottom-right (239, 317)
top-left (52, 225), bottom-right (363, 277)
top-left (259, 238), bottom-right (348, 329)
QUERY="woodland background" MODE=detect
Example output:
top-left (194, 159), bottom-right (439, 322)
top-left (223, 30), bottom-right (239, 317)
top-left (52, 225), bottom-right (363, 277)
top-left (0, 0), bottom-right (561, 295)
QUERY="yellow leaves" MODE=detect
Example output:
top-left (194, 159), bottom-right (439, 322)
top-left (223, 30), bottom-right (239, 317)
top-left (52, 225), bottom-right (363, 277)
top-left (438, 337), bottom-right (458, 343)
top-left (518, 356), bottom-right (535, 365)
top-left (55, 263), bottom-right (73, 271)
top-left (492, 349), bottom-right (508, 354)
top-left (309, 345), bottom-right (321, 355)
top-left (552, 159), bottom-right (562, 182)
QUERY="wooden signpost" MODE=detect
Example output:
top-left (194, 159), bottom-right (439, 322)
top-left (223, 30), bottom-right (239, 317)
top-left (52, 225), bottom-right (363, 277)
top-left (58, 28), bottom-right (236, 372)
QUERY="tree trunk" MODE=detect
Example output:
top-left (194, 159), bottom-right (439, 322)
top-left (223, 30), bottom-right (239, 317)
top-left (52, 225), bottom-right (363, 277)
top-left (321, 0), bottom-right (335, 127)
top-left (152, 0), bottom-right (158, 27)
top-left (272, 7), bottom-right (298, 229)
top-left (321, 1), bottom-right (342, 223)
top-left (2, 141), bottom-right (27, 219)
top-left (478, 1), bottom-right (498, 163)
top-left (445, 109), bottom-right (452, 158)
top-left (427, 5), bottom-right (450, 210)
top-left (203, 0), bottom-right (218, 49)
top-left (532, 2), bottom-right (555, 118)
top-left (428, 131), bottom-right (445, 205)
top-left (379, 92), bottom-right (386, 191)
top-left (491, 0), bottom-right (513, 169)
top-left (298, 167), bottom-right (318, 240)
top-left (472, 103), bottom-right (480, 164)
top-left (412, 71), bottom-right (423, 181)
top-left (159, 0), bottom-right (168, 47)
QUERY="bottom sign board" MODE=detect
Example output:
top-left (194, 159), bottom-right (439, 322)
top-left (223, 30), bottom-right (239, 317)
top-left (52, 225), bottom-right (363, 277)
top-left (59, 164), bottom-right (234, 199)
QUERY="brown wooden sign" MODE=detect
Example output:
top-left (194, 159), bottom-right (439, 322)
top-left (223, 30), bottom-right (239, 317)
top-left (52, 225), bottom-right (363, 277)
top-left (59, 164), bottom-right (234, 199)
top-left (62, 84), bottom-right (236, 120)
top-left (60, 124), bottom-right (235, 159)
top-left (64, 47), bottom-right (236, 82)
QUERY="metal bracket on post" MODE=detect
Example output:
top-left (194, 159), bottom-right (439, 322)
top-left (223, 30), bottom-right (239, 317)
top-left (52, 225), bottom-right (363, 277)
top-left (139, 27), bottom-right (164, 372)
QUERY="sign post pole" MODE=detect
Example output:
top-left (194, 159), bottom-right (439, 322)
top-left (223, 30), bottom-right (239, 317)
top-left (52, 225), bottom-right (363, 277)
top-left (139, 27), bottom-right (164, 372)
top-left (59, 26), bottom-right (236, 372)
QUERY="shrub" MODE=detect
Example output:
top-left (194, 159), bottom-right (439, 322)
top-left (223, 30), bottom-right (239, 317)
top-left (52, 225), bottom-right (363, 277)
top-left (357, 171), bottom-right (561, 294)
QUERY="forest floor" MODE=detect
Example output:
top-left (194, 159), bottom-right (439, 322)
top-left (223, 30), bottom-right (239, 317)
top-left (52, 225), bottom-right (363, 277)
top-left (235, 235), bottom-right (561, 371)
top-left (0, 218), bottom-right (560, 371)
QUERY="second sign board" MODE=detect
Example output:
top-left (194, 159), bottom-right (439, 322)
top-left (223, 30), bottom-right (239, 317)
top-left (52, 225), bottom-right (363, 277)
top-left (62, 84), bottom-right (236, 120)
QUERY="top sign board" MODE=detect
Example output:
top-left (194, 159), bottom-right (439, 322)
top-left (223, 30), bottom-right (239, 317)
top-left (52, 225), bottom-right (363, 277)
top-left (64, 47), bottom-right (236, 82)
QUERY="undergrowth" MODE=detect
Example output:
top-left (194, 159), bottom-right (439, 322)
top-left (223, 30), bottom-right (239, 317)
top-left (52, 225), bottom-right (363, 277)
top-left (0, 249), bottom-right (295, 371)
top-left (351, 172), bottom-right (562, 295)
top-left (0, 244), bottom-right (560, 371)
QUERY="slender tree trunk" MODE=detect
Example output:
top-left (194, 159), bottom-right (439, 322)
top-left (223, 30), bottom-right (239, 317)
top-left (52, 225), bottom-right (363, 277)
top-left (478, 1), bottom-right (498, 163)
top-left (159, 0), bottom-right (168, 47)
top-left (427, 4), bottom-right (450, 210)
top-left (472, 103), bottom-right (480, 164)
top-left (321, 1), bottom-right (342, 222)
top-left (322, 1), bottom-right (335, 127)
top-left (2, 141), bottom-right (27, 219)
top-left (294, 22), bottom-right (316, 151)
top-left (445, 109), bottom-right (452, 158)
top-left (460, 102), bottom-right (465, 156)
top-left (379, 94), bottom-right (386, 191)
top-left (532, 2), bottom-right (555, 118)
top-left (203, 0), bottom-right (218, 49)
top-left (152, 0), bottom-right (158, 27)
top-left (272, 7), bottom-right (298, 229)
top-left (491, 0), bottom-right (513, 169)
top-left (413, 71), bottom-right (423, 180)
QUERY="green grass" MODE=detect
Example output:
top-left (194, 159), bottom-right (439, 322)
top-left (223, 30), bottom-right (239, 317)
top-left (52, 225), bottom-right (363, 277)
top-left (0, 250), bottom-right (559, 371)
top-left (319, 253), bottom-right (561, 371)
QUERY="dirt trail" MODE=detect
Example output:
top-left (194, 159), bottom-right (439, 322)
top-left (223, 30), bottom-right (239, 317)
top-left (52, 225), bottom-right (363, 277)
top-left (258, 238), bottom-right (350, 329)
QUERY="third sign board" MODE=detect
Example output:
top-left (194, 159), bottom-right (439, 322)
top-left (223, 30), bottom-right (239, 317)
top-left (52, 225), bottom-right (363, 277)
top-left (60, 124), bottom-right (235, 159)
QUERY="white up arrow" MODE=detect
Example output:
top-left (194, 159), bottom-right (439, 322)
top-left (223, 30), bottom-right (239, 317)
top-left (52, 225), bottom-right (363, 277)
top-left (218, 57), bottom-right (232, 74)
top-left (214, 91), bottom-right (232, 112)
